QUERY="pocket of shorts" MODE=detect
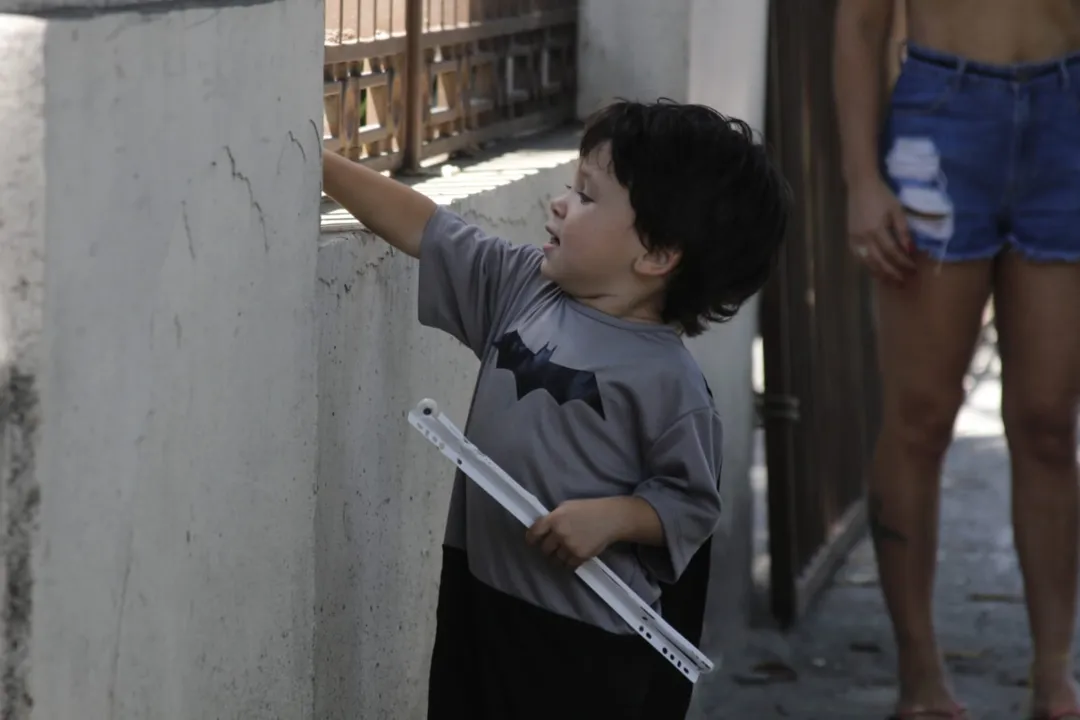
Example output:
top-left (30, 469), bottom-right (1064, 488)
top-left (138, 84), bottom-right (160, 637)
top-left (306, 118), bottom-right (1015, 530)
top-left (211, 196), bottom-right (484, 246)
top-left (888, 65), bottom-right (961, 116)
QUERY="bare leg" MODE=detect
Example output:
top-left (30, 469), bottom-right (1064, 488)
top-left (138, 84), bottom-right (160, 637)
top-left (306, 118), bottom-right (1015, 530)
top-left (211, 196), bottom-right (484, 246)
top-left (872, 255), bottom-right (993, 712)
top-left (995, 254), bottom-right (1080, 715)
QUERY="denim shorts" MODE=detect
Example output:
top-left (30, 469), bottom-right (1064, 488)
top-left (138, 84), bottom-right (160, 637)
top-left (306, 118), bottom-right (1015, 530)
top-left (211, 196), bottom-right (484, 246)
top-left (880, 43), bottom-right (1080, 262)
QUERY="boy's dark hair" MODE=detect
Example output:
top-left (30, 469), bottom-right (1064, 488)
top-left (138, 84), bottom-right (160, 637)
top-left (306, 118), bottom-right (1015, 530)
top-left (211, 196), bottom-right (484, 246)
top-left (580, 99), bottom-right (792, 337)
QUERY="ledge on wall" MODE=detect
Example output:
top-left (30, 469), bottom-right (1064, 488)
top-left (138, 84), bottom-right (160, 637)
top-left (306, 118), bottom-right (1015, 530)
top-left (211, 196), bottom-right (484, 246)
top-left (320, 127), bottom-right (582, 233)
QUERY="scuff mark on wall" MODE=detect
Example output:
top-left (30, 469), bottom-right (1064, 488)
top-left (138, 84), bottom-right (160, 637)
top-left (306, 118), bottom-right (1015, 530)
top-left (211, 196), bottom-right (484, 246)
top-left (107, 525), bottom-right (134, 718)
top-left (224, 145), bottom-right (270, 253)
top-left (1, 367), bottom-right (39, 720)
top-left (182, 200), bottom-right (195, 260)
top-left (286, 130), bottom-right (307, 164)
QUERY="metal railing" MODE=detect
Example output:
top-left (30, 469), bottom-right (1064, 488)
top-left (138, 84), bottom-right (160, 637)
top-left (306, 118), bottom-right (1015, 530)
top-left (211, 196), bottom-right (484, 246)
top-left (324, 0), bottom-right (578, 173)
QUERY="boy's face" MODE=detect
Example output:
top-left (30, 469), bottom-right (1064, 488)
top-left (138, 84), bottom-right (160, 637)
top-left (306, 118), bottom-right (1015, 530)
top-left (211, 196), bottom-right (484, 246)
top-left (541, 144), bottom-right (676, 302)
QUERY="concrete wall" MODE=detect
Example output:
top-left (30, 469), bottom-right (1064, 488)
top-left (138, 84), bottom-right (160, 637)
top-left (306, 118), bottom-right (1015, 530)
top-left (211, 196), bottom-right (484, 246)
top-left (683, 0), bottom-right (772, 680)
top-left (579, 0), bottom-right (773, 694)
top-left (577, 0), bottom-right (691, 114)
top-left (0, 1), bottom-right (324, 718)
top-left (315, 140), bottom-right (579, 720)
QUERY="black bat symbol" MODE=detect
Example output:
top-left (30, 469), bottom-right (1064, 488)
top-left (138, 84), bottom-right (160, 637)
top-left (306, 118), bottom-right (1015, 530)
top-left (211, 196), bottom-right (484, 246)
top-left (492, 330), bottom-right (606, 420)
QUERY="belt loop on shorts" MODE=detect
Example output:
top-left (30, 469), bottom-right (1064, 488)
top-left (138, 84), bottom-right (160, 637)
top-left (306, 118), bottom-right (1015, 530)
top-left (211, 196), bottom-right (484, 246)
top-left (953, 58), bottom-right (968, 90)
top-left (1060, 59), bottom-right (1072, 90)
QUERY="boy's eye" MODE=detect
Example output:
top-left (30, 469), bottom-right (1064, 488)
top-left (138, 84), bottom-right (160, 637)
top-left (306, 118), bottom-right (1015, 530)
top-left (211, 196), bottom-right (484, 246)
top-left (564, 184), bottom-right (593, 204)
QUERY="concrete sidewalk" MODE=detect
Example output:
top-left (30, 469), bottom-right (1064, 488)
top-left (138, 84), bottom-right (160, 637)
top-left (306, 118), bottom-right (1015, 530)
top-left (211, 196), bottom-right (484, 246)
top-left (690, 356), bottom-right (1070, 718)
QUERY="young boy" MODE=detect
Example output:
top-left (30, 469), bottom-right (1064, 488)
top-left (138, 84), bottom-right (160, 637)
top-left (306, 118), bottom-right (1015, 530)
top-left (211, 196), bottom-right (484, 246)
top-left (322, 99), bottom-right (791, 719)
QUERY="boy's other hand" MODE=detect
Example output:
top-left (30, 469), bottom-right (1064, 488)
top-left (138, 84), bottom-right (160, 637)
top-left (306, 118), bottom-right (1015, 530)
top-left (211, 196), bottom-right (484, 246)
top-left (525, 497), bottom-right (632, 570)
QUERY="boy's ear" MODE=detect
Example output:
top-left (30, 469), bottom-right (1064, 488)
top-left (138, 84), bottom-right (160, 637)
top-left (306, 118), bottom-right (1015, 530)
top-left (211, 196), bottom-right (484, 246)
top-left (635, 247), bottom-right (682, 278)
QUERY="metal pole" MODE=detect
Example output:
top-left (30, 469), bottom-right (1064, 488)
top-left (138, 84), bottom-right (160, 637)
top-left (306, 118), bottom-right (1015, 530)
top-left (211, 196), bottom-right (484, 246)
top-left (403, 0), bottom-right (424, 172)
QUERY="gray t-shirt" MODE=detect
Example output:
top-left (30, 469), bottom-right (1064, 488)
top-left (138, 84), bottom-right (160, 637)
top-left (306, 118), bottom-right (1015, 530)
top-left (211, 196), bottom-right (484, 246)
top-left (418, 207), bottom-right (724, 634)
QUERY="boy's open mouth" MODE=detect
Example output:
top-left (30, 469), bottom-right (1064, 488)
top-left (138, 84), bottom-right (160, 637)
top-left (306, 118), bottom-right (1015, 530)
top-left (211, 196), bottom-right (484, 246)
top-left (545, 226), bottom-right (561, 246)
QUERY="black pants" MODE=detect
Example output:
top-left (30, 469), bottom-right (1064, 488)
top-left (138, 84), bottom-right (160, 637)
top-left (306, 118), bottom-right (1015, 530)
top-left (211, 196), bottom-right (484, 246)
top-left (428, 546), bottom-right (656, 719)
top-left (427, 544), bottom-right (711, 720)
top-left (641, 537), bottom-right (712, 719)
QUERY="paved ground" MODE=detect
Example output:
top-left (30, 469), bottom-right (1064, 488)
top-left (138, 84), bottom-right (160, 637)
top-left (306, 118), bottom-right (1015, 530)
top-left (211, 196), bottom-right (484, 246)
top-left (690, 343), bottom-right (1073, 719)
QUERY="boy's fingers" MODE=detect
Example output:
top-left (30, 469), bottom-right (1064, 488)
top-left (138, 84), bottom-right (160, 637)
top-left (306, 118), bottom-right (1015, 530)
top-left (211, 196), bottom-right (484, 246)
top-left (525, 516), bottom-right (551, 545)
top-left (540, 534), bottom-right (562, 557)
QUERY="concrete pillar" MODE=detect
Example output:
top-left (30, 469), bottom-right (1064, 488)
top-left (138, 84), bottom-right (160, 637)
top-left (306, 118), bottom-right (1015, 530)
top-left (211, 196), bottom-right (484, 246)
top-left (0, 2), bottom-right (323, 718)
top-left (577, 0), bottom-right (772, 683)
top-left (578, 0), bottom-right (769, 128)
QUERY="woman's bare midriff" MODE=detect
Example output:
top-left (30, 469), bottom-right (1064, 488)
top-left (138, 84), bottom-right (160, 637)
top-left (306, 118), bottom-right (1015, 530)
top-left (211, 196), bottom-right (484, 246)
top-left (906, 0), bottom-right (1080, 63)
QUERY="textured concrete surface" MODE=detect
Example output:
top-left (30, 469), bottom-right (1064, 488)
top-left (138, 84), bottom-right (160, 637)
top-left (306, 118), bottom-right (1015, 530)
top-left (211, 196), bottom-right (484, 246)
top-left (577, 0), bottom-right (769, 121)
top-left (0, 1), bottom-right (324, 718)
top-left (690, 350), bottom-right (1071, 719)
top-left (0, 15), bottom-right (47, 720)
top-left (578, 0), bottom-right (691, 113)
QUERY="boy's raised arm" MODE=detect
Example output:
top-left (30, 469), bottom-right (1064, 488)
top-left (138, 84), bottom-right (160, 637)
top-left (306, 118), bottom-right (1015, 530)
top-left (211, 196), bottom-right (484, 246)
top-left (322, 149), bottom-right (437, 258)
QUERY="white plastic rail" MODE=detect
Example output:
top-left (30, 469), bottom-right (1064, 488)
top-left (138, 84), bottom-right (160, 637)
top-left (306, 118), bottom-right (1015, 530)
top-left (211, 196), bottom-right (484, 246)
top-left (407, 398), bottom-right (716, 684)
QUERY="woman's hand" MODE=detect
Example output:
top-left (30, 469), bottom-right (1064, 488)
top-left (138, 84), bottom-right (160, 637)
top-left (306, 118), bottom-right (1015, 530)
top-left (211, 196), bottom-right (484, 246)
top-left (846, 177), bottom-right (917, 284)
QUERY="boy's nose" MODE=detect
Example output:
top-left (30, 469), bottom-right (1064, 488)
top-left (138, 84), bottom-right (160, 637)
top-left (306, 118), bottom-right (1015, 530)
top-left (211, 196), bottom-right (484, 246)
top-left (550, 194), bottom-right (567, 219)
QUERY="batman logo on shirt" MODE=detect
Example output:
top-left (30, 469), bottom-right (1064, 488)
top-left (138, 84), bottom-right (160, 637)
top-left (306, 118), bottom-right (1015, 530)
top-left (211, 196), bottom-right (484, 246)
top-left (492, 330), bottom-right (606, 420)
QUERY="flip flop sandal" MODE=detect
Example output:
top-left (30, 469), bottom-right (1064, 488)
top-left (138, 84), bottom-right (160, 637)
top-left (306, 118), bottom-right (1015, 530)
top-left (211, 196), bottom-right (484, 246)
top-left (1026, 654), bottom-right (1080, 719)
top-left (887, 705), bottom-right (968, 719)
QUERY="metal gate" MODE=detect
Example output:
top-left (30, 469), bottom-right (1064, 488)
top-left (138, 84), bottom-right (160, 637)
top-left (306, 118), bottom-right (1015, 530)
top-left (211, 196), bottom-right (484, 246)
top-left (759, 0), bottom-right (884, 627)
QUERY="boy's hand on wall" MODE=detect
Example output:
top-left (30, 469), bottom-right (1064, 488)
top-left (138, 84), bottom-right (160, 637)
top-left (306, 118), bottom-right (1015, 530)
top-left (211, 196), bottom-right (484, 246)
top-left (321, 149), bottom-right (436, 258)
